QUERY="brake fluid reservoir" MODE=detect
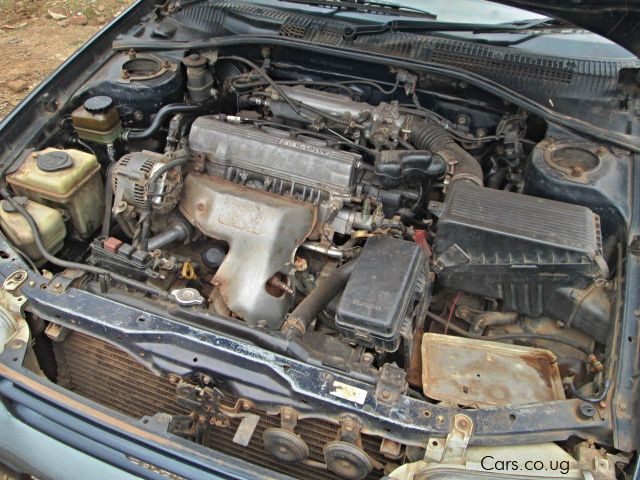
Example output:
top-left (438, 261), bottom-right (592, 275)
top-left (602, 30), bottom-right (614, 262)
top-left (0, 197), bottom-right (66, 263)
top-left (7, 148), bottom-right (104, 238)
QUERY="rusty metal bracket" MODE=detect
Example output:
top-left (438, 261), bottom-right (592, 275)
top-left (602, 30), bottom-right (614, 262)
top-left (425, 415), bottom-right (473, 464)
top-left (280, 406), bottom-right (299, 431)
top-left (338, 416), bottom-right (362, 446)
top-left (375, 362), bottom-right (408, 404)
top-left (171, 375), bottom-right (259, 446)
top-left (46, 269), bottom-right (86, 294)
top-left (2, 270), bottom-right (28, 293)
top-left (443, 415), bottom-right (473, 463)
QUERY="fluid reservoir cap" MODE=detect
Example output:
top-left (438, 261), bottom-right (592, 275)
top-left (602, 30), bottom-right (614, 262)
top-left (202, 245), bottom-right (226, 270)
top-left (36, 151), bottom-right (73, 172)
top-left (84, 96), bottom-right (114, 114)
top-left (1, 196), bottom-right (28, 213)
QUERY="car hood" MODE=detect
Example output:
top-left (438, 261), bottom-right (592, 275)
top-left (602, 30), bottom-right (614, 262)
top-left (495, 0), bottom-right (640, 56)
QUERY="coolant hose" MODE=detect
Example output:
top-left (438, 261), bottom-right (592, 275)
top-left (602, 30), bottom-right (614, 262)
top-left (101, 161), bottom-right (116, 237)
top-left (123, 101), bottom-right (217, 142)
top-left (281, 259), bottom-right (358, 337)
top-left (409, 119), bottom-right (484, 186)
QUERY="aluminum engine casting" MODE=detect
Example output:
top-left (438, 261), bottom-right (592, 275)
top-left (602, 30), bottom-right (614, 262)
top-left (179, 174), bottom-right (316, 327)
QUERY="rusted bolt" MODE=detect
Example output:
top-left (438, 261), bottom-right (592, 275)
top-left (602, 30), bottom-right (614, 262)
top-left (209, 418), bottom-right (224, 427)
top-left (53, 282), bottom-right (62, 289)
top-left (195, 201), bottom-right (206, 212)
top-left (381, 390), bottom-right (390, 399)
top-left (457, 418), bottom-right (469, 429)
top-left (121, 69), bottom-right (130, 80)
top-left (293, 257), bottom-right (308, 272)
top-left (168, 374), bottom-right (181, 384)
top-left (571, 166), bottom-right (584, 177)
top-left (10, 340), bottom-right (22, 349)
top-left (578, 402), bottom-right (597, 419)
top-left (361, 352), bottom-right (374, 364)
top-left (162, 60), bottom-right (171, 69)
top-left (618, 401), bottom-right (627, 411)
top-left (267, 275), bottom-right (294, 295)
top-left (198, 415), bottom-right (207, 423)
top-left (127, 49), bottom-right (136, 59)
top-left (321, 372), bottom-right (333, 382)
top-left (436, 415), bottom-right (445, 424)
top-left (241, 399), bottom-right (253, 410)
top-left (596, 146), bottom-right (608, 156)
top-left (157, 413), bottom-right (170, 424)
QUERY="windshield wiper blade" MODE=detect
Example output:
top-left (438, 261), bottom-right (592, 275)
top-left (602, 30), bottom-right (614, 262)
top-left (342, 17), bottom-right (571, 40)
top-left (276, 0), bottom-right (437, 19)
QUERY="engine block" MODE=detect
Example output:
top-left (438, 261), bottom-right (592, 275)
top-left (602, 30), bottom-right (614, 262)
top-left (188, 116), bottom-right (362, 222)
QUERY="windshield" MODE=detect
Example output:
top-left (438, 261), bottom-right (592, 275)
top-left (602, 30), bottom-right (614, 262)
top-left (249, 0), bottom-right (633, 58)
top-left (373, 0), bottom-right (547, 23)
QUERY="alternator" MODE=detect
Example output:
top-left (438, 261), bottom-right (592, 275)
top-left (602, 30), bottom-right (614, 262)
top-left (112, 150), bottom-right (182, 215)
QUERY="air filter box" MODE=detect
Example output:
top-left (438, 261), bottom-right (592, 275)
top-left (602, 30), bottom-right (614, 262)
top-left (433, 182), bottom-right (607, 319)
top-left (336, 236), bottom-right (426, 352)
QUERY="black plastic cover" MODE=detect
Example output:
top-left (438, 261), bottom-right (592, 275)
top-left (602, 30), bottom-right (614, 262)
top-left (433, 182), bottom-right (608, 321)
top-left (336, 236), bottom-right (425, 351)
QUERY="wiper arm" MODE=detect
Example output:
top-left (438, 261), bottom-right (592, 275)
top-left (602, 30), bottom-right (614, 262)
top-left (276, 0), bottom-right (437, 19)
top-left (342, 17), bottom-right (571, 40)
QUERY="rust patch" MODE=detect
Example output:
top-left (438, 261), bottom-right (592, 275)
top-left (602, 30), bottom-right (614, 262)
top-left (421, 333), bottom-right (565, 407)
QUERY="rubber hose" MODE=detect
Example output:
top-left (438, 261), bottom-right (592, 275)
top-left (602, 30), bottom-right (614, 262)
top-left (409, 119), bottom-right (483, 186)
top-left (284, 259), bottom-right (357, 335)
top-left (101, 161), bottom-right (116, 237)
top-left (565, 377), bottom-right (612, 403)
top-left (425, 311), bottom-right (593, 355)
top-left (0, 189), bottom-right (169, 299)
top-left (124, 101), bottom-right (216, 142)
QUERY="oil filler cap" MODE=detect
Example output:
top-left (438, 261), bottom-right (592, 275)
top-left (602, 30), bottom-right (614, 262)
top-left (37, 151), bottom-right (73, 172)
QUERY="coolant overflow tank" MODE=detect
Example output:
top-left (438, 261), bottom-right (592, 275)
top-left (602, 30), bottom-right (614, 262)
top-left (7, 148), bottom-right (104, 239)
top-left (0, 197), bottom-right (66, 264)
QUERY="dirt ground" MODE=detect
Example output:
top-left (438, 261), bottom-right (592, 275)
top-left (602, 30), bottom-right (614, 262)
top-left (0, 0), bottom-right (134, 119)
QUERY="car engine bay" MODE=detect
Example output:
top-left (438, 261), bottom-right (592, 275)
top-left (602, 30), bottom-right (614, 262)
top-left (0, 2), bottom-right (638, 479)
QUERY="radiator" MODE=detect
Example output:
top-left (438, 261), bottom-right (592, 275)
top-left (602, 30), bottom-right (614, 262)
top-left (53, 331), bottom-right (390, 480)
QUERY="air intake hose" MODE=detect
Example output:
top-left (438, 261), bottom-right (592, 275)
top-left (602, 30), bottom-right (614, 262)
top-left (409, 119), bottom-right (484, 186)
